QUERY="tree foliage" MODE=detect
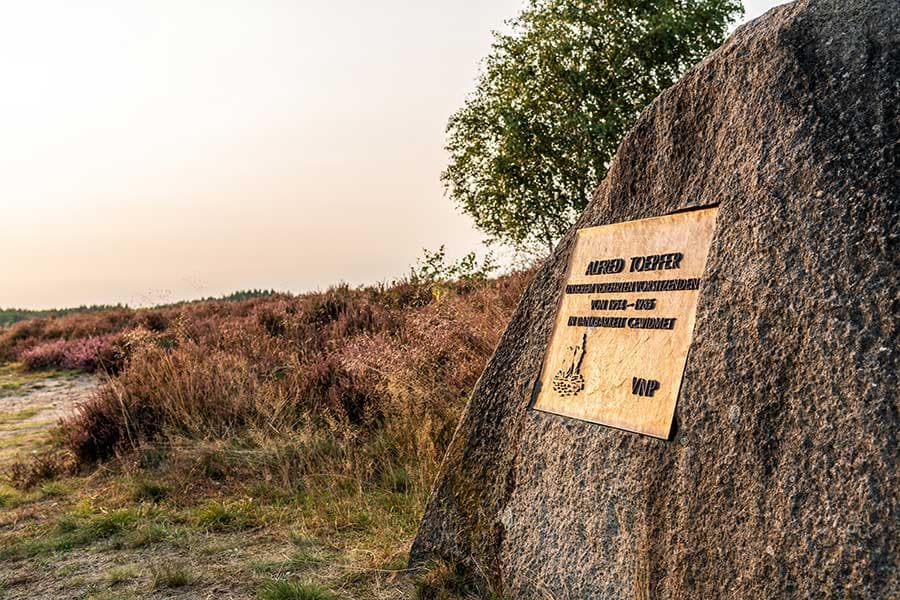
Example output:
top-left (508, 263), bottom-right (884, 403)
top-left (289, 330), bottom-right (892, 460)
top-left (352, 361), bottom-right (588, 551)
top-left (443, 0), bottom-right (742, 252)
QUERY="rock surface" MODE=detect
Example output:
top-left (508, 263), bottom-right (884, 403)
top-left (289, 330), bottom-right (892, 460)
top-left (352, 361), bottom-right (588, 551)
top-left (410, 1), bottom-right (899, 597)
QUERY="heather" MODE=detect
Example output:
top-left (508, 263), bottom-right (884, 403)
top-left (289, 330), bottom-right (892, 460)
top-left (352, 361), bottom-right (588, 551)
top-left (82, 276), bottom-right (521, 471)
top-left (20, 334), bottom-right (121, 372)
top-left (0, 289), bottom-right (279, 368)
top-left (5, 271), bottom-right (529, 491)
top-left (0, 307), bottom-right (136, 367)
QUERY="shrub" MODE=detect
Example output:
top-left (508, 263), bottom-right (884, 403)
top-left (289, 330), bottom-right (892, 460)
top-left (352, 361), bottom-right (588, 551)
top-left (60, 381), bottom-right (156, 464)
top-left (135, 310), bottom-right (169, 332)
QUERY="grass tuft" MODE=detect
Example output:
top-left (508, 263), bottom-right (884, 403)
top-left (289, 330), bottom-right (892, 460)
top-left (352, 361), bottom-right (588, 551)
top-left (0, 507), bottom-right (142, 561)
top-left (0, 483), bottom-right (26, 508)
top-left (53, 508), bottom-right (140, 550)
top-left (151, 563), bottom-right (194, 589)
top-left (7, 448), bottom-right (72, 489)
top-left (105, 564), bottom-right (138, 586)
top-left (129, 478), bottom-right (167, 503)
top-left (39, 480), bottom-right (71, 498)
top-left (127, 523), bottom-right (167, 547)
top-left (193, 499), bottom-right (259, 532)
top-left (257, 580), bottom-right (335, 600)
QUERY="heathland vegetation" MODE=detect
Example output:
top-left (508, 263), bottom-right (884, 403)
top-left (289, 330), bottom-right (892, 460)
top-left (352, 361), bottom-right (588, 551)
top-left (0, 268), bottom-right (528, 598)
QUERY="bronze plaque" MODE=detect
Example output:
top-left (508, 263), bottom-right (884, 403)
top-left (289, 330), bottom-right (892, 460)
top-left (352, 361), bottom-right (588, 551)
top-left (533, 207), bottom-right (718, 439)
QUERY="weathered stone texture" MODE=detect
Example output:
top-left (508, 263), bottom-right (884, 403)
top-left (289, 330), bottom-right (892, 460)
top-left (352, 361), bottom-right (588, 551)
top-left (411, 0), bottom-right (898, 597)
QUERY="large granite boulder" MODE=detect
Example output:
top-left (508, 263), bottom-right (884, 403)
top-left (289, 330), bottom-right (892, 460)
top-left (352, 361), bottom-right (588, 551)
top-left (411, 0), bottom-right (898, 597)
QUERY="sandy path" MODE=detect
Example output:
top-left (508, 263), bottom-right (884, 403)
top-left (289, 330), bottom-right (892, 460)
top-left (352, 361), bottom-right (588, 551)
top-left (0, 370), bottom-right (100, 461)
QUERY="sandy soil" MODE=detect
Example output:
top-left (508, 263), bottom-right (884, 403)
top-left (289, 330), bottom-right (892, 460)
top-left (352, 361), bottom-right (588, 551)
top-left (0, 373), bottom-right (98, 428)
top-left (0, 371), bottom-right (99, 463)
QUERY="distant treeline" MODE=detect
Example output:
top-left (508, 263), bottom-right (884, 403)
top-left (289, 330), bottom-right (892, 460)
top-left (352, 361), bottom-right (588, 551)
top-left (0, 305), bottom-right (125, 328)
top-left (0, 289), bottom-right (280, 327)
top-left (205, 289), bottom-right (279, 303)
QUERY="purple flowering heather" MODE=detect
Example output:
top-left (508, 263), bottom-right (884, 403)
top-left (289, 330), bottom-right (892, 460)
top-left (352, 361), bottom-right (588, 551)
top-left (21, 334), bottom-right (117, 372)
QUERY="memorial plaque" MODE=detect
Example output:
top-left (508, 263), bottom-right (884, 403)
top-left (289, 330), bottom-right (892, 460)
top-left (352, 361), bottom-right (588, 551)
top-left (533, 207), bottom-right (718, 438)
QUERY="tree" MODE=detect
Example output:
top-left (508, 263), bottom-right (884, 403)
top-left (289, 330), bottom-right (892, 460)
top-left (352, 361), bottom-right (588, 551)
top-left (443, 0), bottom-right (743, 253)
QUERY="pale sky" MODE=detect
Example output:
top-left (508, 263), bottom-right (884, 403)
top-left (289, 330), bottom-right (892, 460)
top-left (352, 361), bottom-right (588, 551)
top-left (1, 1), bottom-right (788, 309)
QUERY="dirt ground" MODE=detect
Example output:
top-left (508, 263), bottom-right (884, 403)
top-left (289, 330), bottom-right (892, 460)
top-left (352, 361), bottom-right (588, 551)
top-left (0, 366), bottom-right (418, 600)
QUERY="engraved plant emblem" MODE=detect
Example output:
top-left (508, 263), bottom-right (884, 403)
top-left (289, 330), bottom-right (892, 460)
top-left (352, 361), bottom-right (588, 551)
top-left (552, 332), bottom-right (586, 397)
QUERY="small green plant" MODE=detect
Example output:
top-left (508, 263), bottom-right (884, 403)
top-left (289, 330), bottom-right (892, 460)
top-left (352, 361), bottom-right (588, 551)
top-left (250, 558), bottom-right (284, 575)
top-left (56, 515), bottom-right (79, 534)
top-left (381, 465), bottom-right (411, 493)
top-left (151, 563), bottom-right (194, 589)
top-left (87, 509), bottom-right (140, 539)
top-left (257, 580), bottom-right (335, 600)
top-left (84, 591), bottom-right (139, 600)
top-left (0, 507), bottom-right (143, 561)
top-left (197, 448), bottom-right (230, 481)
top-left (287, 548), bottom-right (333, 568)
